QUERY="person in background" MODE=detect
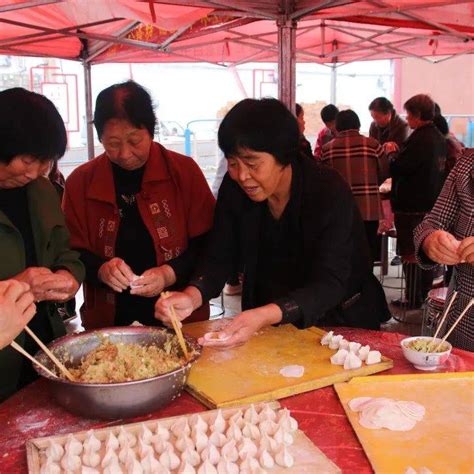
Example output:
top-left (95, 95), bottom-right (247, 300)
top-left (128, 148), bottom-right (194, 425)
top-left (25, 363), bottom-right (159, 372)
top-left (295, 103), bottom-right (312, 158)
top-left (414, 150), bottom-right (473, 351)
top-left (314, 104), bottom-right (338, 159)
top-left (321, 110), bottom-right (389, 268)
top-left (155, 98), bottom-right (390, 348)
top-left (390, 94), bottom-right (446, 309)
top-left (369, 97), bottom-right (409, 154)
top-left (0, 88), bottom-right (84, 401)
top-left (63, 81), bottom-right (215, 329)
top-left (433, 113), bottom-right (464, 177)
top-left (0, 280), bottom-right (36, 350)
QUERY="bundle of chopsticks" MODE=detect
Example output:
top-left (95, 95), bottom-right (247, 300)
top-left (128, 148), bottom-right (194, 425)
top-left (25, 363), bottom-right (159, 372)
top-left (10, 326), bottom-right (75, 381)
top-left (161, 291), bottom-right (190, 360)
top-left (428, 291), bottom-right (474, 352)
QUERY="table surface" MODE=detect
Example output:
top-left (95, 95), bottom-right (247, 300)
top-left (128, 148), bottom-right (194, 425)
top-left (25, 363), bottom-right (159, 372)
top-left (1, 328), bottom-right (473, 473)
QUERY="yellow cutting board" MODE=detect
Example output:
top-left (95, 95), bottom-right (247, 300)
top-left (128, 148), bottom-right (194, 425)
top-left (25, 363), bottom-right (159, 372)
top-left (335, 372), bottom-right (474, 474)
top-left (183, 319), bottom-right (393, 408)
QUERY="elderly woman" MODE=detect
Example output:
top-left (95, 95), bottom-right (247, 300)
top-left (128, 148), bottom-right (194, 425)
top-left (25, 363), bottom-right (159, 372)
top-left (155, 98), bottom-right (389, 347)
top-left (390, 94), bottom-right (447, 309)
top-left (63, 81), bottom-right (215, 329)
top-left (0, 88), bottom-right (84, 401)
top-left (414, 150), bottom-right (473, 351)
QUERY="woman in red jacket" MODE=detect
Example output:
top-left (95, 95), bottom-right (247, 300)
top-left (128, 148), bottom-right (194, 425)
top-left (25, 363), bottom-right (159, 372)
top-left (63, 81), bottom-right (215, 329)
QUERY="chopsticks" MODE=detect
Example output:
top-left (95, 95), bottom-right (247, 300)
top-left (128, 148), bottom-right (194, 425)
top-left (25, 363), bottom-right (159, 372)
top-left (433, 298), bottom-right (474, 352)
top-left (428, 291), bottom-right (458, 352)
top-left (161, 291), bottom-right (189, 360)
top-left (24, 325), bottom-right (75, 381)
top-left (10, 341), bottom-right (58, 379)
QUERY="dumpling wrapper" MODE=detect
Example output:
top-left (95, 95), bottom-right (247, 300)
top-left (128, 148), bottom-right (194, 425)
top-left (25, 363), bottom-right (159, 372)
top-left (279, 365), bottom-right (305, 378)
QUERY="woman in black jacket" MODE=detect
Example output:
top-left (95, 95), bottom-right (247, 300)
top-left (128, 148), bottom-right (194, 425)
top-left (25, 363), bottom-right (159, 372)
top-left (155, 98), bottom-right (389, 347)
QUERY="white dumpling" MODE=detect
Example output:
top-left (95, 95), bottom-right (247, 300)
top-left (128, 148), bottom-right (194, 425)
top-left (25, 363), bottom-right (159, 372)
top-left (83, 430), bottom-right (101, 452)
top-left (273, 425), bottom-right (293, 446)
top-left (260, 431), bottom-right (278, 454)
top-left (197, 460), bottom-right (218, 474)
top-left (258, 404), bottom-right (277, 422)
top-left (330, 348), bottom-right (349, 365)
top-left (338, 339), bottom-right (350, 351)
top-left (64, 433), bottom-right (83, 456)
top-left (275, 445), bottom-right (294, 468)
top-left (177, 460), bottom-right (196, 474)
top-left (228, 410), bottom-right (244, 429)
top-left (320, 330), bottom-right (334, 346)
top-left (192, 429), bottom-right (209, 453)
top-left (119, 444), bottom-right (137, 465)
top-left (366, 350), bottom-right (382, 365)
top-left (349, 342), bottom-right (362, 353)
top-left (40, 458), bottom-right (61, 474)
top-left (240, 454), bottom-right (260, 471)
top-left (82, 447), bottom-right (101, 467)
top-left (243, 404), bottom-right (259, 424)
top-left (190, 414), bottom-right (208, 434)
top-left (45, 439), bottom-right (64, 462)
top-left (102, 448), bottom-right (119, 468)
top-left (127, 457), bottom-right (144, 474)
top-left (154, 423), bottom-right (171, 442)
top-left (216, 456), bottom-right (239, 474)
top-left (277, 408), bottom-right (298, 433)
top-left (140, 452), bottom-right (163, 474)
top-left (138, 438), bottom-right (154, 459)
top-left (200, 444), bottom-right (220, 465)
top-left (118, 426), bottom-right (137, 449)
top-left (171, 418), bottom-right (191, 438)
top-left (259, 419), bottom-right (277, 436)
top-left (81, 467), bottom-right (99, 474)
top-left (221, 439), bottom-right (239, 463)
top-left (139, 423), bottom-right (154, 445)
top-left (242, 421), bottom-right (260, 440)
top-left (344, 352), bottom-right (363, 370)
top-left (159, 446), bottom-right (180, 470)
top-left (61, 451), bottom-right (81, 471)
top-left (328, 334), bottom-right (344, 350)
top-left (258, 448), bottom-right (275, 469)
top-left (225, 423), bottom-right (243, 442)
top-left (209, 431), bottom-right (226, 448)
top-left (103, 456), bottom-right (124, 474)
top-left (181, 447), bottom-right (201, 467)
top-left (358, 345), bottom-right (371, 361)
top-left (238, 437), bottom-right (258, 460)
top-left (153, 439), bottom-right (173, 455)
top-left (211, 409), bottom-right (226, 434)
top-left (175, 434), bottom-right (195, 453)
top-left (105, 432), bottom-right (120, 451)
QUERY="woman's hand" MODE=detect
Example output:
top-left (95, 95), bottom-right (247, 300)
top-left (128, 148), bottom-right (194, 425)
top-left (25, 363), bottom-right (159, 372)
top-left (154, 287), bottom-right (202, 326)
top-left (383, 141), bottom-right (399, 154)
top-left (422, 230), bottom-right (461, 265)
top-left (130, 265), bottom-right (176, 298)
top-left (43, 270), bottom-right (80, 302)
top-left (458, 237), bottom-right (474, 265)
top-left (198, 304), bottom-right (283, 349)
top-left (0, 280), bottom-right (36, 349)
top-left (98, 257), bottom-right (135, 292)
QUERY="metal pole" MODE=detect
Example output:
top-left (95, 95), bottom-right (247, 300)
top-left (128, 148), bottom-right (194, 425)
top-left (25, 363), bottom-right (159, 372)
top-left (330, 64), bottom-right (337, 104)
top-left (83, 60), bottom-right (95, 161)
top-left (277, 17), bottom-right (297, 112)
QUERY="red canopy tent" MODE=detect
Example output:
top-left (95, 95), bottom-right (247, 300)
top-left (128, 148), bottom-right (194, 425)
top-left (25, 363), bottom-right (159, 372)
top-left (1, 0), bottom-right (473, 155)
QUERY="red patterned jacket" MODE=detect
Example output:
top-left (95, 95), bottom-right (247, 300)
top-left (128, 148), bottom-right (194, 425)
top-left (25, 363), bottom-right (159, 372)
top-left (63, 142), bottom-right (215, 329)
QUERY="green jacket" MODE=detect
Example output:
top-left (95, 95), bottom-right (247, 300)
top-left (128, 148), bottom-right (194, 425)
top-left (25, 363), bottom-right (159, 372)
top-left (0, 177), bottom-right (85, 401)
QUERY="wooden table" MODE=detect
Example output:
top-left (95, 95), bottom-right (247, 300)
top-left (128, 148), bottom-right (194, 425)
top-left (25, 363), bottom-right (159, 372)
top-left (1, 328), bottom-right (473, 473)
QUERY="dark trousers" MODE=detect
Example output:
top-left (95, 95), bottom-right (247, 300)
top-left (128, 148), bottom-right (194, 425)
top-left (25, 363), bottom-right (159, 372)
top-left (395, 212), bottom-right (434, 305)
top-left (364, 220), bottom-right (379, 267)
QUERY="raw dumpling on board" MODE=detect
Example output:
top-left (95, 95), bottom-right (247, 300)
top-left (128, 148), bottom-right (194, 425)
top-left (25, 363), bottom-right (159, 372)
top-left (277, 408), bottom-right (298, 432)
top-left (118, 426), bottom-right (136, 449)
top-left (243, 404), bottom-right (259, 424)
top-left (358, 345), bottom-right (370, 361)
top-left (83, 430), bottom-right (101, 452)
top-left (141, 451), bottom-right (163, 473)
top-left (348, 342), bottom-right (362, 353)
top-left (40, 458), bottom-right (61, 474)
top-left (320, 330), bottom-right (334, 345)
top-left (177, 460), bottom-right (196, 474)
top-left (61, 451), bottom-right (81, 471)
top-left (139, 423), bottom-right (154, 445)
top-left (181, 447), bottom-right (201, 467)
top-left (238, 437), bottom-right (258, 460)
top-left (105, 432), bottom-right (119, 451)
top-left (338, 339), bottom-right (350, 351)
top-left (366, 350), bottom-right (382, 365)
top-left (45, 440), bottom-right (64, 462)
top-left (155, 423), bottom-right (171, 442)
top-left (159, 445), bottom-right (180, 470)
top-left (221, 439), bottom-right (239, 463)
top-left (343, 352), bottom-right (362, 370)
top-left (64, 434), bottom-right (83, 456)
top-left (259, 448), bottom-right (275, 469)
top-left (216, 456), bottom-right (239, 474)
top-left (330, 348), bottom-right (349, 365)
top-left (101, 448), bottom-right (119, 468)
top-left (275, 445), bottom-right (294, 468)
top-left (226, 423), bottom-right (243, 442)
top-left (197, 459), bottom-right (218, 474)
top-left (201, 444), bottom-right (221, 465)
top-left (211, 409), bottom-right (226, 434)
top-left (82, 447), bottom-right (101, 468)
top-left (190, 414), bottom-right (208, 434)
top-left (329, 334), bottom-right (344, 349)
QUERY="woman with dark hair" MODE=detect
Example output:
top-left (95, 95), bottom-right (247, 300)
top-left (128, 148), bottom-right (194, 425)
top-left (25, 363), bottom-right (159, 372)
top-left (295, 103), bottom-right (312, 158)
top-left (0, 88), bottom-right (84, 401)
top-left (314, 104), bottom-right (338, 159)
top-left (390, 94), bottom-right (447, 308)
top-left (63, 81), bottom-right (215, 329)
top-left (155, 98), bottom-right (389, 348)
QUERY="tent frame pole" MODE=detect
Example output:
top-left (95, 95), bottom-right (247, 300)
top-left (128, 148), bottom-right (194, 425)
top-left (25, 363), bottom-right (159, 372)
top-left (277, 17), bottom-right (296, 112)
top-left (83, 60), bottom-right (95, 161)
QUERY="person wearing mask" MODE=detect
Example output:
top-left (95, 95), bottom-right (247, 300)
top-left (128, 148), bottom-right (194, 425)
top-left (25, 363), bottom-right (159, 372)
top-left (390, 94), bottom-right (446, 309)
top-left (0, 88), bottom-right (84, 401)
top-left (155, 98), bottom-right (390, 348)
top-left (63, 81), bottom-right (215, 329)
top-left (314, 104), bottom-right (338, 159)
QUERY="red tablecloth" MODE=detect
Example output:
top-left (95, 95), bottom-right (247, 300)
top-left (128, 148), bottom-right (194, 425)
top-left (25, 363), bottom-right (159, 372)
top-left (1, 328), bottom-right (473, 473)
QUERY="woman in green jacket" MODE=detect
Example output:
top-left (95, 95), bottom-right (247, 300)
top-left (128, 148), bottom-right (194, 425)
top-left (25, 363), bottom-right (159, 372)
top-left (0, 88), bottom-right (85, 401)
